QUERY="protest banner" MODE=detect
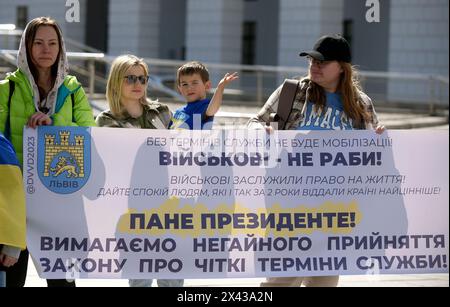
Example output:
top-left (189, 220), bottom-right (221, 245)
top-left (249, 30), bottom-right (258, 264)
top-left (24, 127), bottom-right (448, 279)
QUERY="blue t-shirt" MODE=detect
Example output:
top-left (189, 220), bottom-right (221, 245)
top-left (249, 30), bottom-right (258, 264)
top-left (297, 92), bottom-right (354, 130)
top-left (170, 99), bottom-right (214, 130)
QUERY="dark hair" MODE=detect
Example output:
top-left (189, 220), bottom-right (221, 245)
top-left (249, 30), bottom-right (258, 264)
top-left (177, 61), bottom-right (210, 85)
top-left (24, 17), bottom-right (63, 86)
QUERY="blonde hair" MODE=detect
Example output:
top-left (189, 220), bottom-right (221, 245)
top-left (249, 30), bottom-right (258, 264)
top-left (106, 54), bottom-right (149, 118)
top-left (307, 62), bottom-right (370, 125)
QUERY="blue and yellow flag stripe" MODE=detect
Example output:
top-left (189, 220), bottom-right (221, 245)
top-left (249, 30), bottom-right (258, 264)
top-left (0, 134), bottom-right (26, 249)
top-left (0, 134), bottom-right (20, 167)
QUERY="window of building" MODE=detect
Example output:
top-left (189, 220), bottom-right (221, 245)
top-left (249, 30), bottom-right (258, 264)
top-left (242, 21), bottom-right (256, 65)
top-left (16, 6), bottom-right (28, 30)
top-left (343, 19), bottom-right (353, 48)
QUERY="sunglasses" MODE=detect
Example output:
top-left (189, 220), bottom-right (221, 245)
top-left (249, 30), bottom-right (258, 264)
top-left (123, 75), bottom-right (149, 85)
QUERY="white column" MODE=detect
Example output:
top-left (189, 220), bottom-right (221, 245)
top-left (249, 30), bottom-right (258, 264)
top-left (185, 0), bottom-right (243, 64)
top-left (388, 0), bottom-right (449, 105)
top-left (278, 0), bottom-right (344, 68)
top-left (108, 0), bottom-right (160, 57)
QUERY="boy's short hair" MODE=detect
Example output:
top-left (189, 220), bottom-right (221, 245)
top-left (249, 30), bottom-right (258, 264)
top-left (177, 61), bottom-right (210, 85)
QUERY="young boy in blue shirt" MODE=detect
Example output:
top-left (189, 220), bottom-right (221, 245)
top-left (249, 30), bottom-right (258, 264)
top-left (170, 61), bottom-right (238, 130)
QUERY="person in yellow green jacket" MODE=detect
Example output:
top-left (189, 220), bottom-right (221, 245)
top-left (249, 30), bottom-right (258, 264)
top-left (0, 132), bottom-right (26, 288)
top-left (0, 16), bottom-right (96, 287)
top-left (0, 17), bottom-right (96, 167)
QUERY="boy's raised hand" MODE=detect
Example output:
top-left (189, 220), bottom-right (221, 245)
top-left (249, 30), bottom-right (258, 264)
top-left (206, 72), bottom-right (239, 117)
top-left (219, 72), bottom-right (239, 87)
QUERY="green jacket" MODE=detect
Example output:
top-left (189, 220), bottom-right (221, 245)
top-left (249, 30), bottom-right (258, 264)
top-left (96, 102), bottom-right (172, 129)
top-left (0, 69), bottom-right (96, 166)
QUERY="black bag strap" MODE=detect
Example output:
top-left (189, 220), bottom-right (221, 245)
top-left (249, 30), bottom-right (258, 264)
top-left (276, 79), bottom-right (299, 130)
top-left (71, 92), bottom-right (75, 122)
top-left (5, 80), bottom-right (15, 140)
top-left (7, 80), bottom-right (15, 107)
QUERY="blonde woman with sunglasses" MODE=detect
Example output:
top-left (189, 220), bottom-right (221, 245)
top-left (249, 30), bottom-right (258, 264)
top-left (96, 54), bottom-right (172, 129)
top-left (96, 54), bottom-right (182, 287)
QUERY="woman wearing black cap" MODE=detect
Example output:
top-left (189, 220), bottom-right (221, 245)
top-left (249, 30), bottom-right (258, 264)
top-left (248, 34), bottom-right (384, 287)
top-left (248, 34), bottom-right (384, 133)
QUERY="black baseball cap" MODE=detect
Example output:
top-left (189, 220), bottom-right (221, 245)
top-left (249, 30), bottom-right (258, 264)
top-left (299, 34), bottom-right (352, 63)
